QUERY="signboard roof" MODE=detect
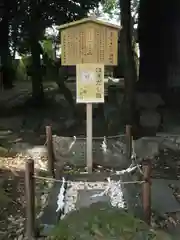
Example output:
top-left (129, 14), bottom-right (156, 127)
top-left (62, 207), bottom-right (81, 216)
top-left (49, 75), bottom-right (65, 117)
top-left (59, 17), bottom-right (121, 30)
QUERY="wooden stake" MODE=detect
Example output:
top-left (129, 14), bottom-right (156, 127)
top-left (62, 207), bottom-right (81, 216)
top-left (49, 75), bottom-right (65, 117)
top-left (46, 126), bottom-right (55, 177)
top-left (86, 103), bottom-right (93, 173)
top-left (25, 159), bottom-right (35, 239)
top-left (125, 125), bottom-right (132, 160)
top-left (142, 160), bottom-right (152, 225)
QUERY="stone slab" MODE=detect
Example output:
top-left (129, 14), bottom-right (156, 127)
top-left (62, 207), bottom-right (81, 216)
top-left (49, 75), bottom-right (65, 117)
top-left (140, 110), bottom-right (161, 128)
top-left (136, 93), bottom-right (164, 109)
top-left (75, 189), bottom-right (110, 209)
top-left (120, 173), bottom-right (143, 218)
top-left (134, 138), bottom-right (159, 159)
top-left (53, 135), bottom-right (128, 168)
top-left (40, 177), bottom-right (180, 238)
top-left (151, 179), bottom-right (180, 214)
top-left (168, 226), bottom-right (180, 240)
top-left (41, 182), bottom-right (62, 226)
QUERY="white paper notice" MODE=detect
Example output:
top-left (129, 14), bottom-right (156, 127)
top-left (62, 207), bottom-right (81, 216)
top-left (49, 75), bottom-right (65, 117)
top-left (81, 71), bottom-right (94, 84)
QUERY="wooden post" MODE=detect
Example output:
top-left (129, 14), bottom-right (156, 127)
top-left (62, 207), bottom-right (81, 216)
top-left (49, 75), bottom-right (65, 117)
top-left (46, 126), bottom-right (55, 177)
top-left (25, 159), bottom-right (35, 239)
top-left (125, 125), bottom-right (132, 160)
top-left (86, 103), bottom-right (93, 173)
top-left (142, 160), bottom-right (152, 225)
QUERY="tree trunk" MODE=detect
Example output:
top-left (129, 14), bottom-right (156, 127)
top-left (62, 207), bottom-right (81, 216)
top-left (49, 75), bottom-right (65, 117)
top-left (119, 0), bottom-right (137, 159)
top-left (119, 0), bottom-right (136, 126)
top-left (0, 0), bottom-right (13, 89)
top-left (138, 0), bottom-right (175, 94)
top-left (29, 0), bottom-right (44, 105)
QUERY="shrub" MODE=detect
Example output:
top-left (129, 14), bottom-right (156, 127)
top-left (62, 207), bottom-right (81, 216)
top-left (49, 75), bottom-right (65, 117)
top-left (49, 202), bottom-right (172, 240)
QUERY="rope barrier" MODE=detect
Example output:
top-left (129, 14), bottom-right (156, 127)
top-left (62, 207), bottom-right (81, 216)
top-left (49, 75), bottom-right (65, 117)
top-left (50, 132), bottom-right (180, 141)
top-left (51, 134), bottom-right (124, 141)
top-left (38, 137), bottom-right (144, 186)
top-left (33, 175), bottom-right (145, 185)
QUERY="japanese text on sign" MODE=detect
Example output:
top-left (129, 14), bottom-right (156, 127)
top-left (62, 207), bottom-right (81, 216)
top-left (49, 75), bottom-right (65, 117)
top-left (76, 64), bottom-right (104, 103)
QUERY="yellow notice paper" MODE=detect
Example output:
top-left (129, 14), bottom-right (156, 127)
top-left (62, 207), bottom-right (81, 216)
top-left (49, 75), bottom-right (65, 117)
top-left (76, 64), bottom-right (104, 103)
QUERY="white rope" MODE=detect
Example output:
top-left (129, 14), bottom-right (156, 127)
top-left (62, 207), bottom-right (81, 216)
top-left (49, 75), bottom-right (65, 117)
top-left (34, 139), bottom-right (143, 184)
top-left (33, 175), bottom-right (144, 185)
top-left (51, 132), bottom-right (180, 141)
top-left (52, 134), bottom-right (124, 141)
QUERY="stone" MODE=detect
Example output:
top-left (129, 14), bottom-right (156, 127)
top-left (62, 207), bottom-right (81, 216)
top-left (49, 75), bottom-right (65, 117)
top-left (53, 135), bottom-right (76, 156)
top-left (176, 137), bottom-right (180, 144)
top-left (99, 149), bottom-right (128, 168)
top-left (17, 234), bottom-right (24, 240)
top-left (103, 103), bottom-right (117, 120)
top-left (54, 94), bottom-right (63, 103)
top-left (76, 189), bottom-right (110, 209)
top-left (26, 145), bottom-right (47, 158)
top-left (151, 179), bottom-right (180, 214)
top-left (0, 130), bottom-right (12, 136)
top-left (11, 142), bottom-right (32, 153)
top-left (64, 180), bottom-right (125, 217)
top-left (0, 117), bottom-right (23, 131)
top-left (133, 137), bottom-right (159, 159)
top-left (160, 139), bottom-right (180, 151)
top-left (11, 142), bottom-right (48, 159)
top-left (64, 119), bottom-right (76, 129)
top-left (0, 146), bottom-right (9, 157)
top-left (121, 173), bottom-right (143, 217)
top-left (116, 92), bottom-right (125, 106)
top-left (53, 136), bottom-right (129, 168)
top-left (41, 182), bottom-right (62, 226)
top-left (136, 93), bottom-right (164, 109)
top-left (140, 109), bottom-right (161, 129)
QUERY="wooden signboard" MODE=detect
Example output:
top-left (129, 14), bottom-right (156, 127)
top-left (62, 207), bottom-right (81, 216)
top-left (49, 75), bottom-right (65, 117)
top-left (59, 17), bottom-right (120, 173)
top-left (59, 17), bottom-right (120, 66)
